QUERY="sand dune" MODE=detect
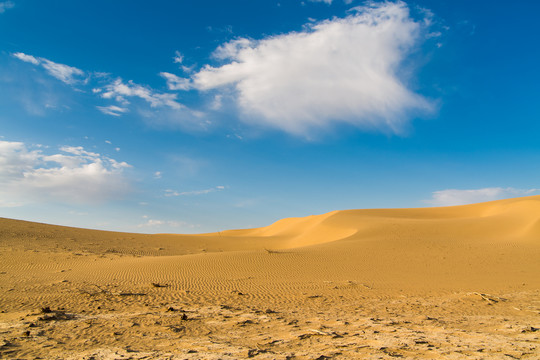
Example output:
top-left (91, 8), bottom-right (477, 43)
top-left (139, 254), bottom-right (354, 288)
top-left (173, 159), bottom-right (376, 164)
top-left (1, 196), bottom-right (539, 359)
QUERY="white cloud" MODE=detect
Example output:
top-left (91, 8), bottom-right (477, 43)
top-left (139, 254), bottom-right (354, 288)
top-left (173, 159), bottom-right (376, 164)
top-left (40, 59), bottom-right (84, 85)
top-left (100, 78), bottom-right (182, 109)
top-left (308, 0), bottom-right (333, 4)
top-left (97, 105), bottom-right (129, 116)
top-left (12, 52), bottom-right (85, 85)
top-left (138, 219), bottom-right (165, 227)
top-left (0, 140), bottom-right (131, 205)
top-left (154, 171), bottom-right (162, 179)
top-left (170, 51), bottom-right (196, 74)
top-left (164, 186), bottom-right (225, 197)
top-left (173, 50), bottom-right (184, 64)
top-left (190, 1), bottom-right (433, 135)
top-left (160, 72), bottom-right (191, 91)
top-left (13, 52), bottom-right (39, 65)
top-left (425, 187), bottom-right (540, 206)
top-left (0, 1), bottom-right (14, 13)
top-left (137, 218), bottom-right (197, 229)
top-left (13, 52), bottom-right (186, 118)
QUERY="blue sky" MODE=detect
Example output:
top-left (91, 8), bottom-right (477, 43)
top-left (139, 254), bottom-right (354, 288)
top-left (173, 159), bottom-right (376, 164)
top-left (1, 0), bottom-right (539, 233)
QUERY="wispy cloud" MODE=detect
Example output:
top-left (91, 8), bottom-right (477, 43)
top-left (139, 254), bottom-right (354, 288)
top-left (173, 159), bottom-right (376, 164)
top-left (13, 52), bottom-right (85, 85)
top-left (0, 1), bottom-right (14, 13)
top-left (425, 187), bottom-right (540, 206)
top-left (137, 219), bottom-right (167, 227)
top-left (0, 140), bottom-right (131, 205)
top-left (40, 59), bottom-right (85, 85)
top-left (173, 50), bottom-right (184, 64)
top-left (99, 78), bottom-right (182, 109)
top-left (171, 50), bottom-right (196, 74)
top-left (307, 0), bottom-right (333, 4)
top-left (137, 216), bottom-right (198, 230)
top-left (12, 52), bottom-right (38, 64)
top-left (96, 105), bottom-right (129, 116)
top-left (160, 72), bottom-right (191, 91)
top-left (12, 52), bottom-right (187, 119)
top-left (164, 185), bottom-right (225, 197)
top-left (185, 1), bottom-right (433, 135)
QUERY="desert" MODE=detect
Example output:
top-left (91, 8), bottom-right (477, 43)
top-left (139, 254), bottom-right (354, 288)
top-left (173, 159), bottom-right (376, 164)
top-left (0, 195), bottom-right (539, 359)
top-left (3, 0), bottom-right (540, 359)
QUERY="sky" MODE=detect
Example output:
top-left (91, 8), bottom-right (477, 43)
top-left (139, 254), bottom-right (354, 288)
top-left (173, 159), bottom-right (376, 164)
top-left (1, 0), bottom-right (539, 233)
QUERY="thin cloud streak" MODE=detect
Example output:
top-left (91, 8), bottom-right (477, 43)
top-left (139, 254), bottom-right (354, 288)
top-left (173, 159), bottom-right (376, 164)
top-left (96, 105), bottom-right (129, 116)
top-left (164, 186), bottom-right (225, 197)
top-left (13, 52), bottom-right (85, 85)
top-left (137, 218), bottom-right (196, 229)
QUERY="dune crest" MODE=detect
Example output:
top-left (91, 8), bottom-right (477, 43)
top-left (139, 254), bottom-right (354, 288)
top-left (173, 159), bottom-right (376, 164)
top-left (218, 210), bottom-right (358, 248)
top-left (214, 195), bottom-right (540, 249)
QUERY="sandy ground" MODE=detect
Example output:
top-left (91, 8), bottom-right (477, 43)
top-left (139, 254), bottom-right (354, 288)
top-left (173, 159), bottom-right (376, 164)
top-left (1, 196), bottom-right (539, 359)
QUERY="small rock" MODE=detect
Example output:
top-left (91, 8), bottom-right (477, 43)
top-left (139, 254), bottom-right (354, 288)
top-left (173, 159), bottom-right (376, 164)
top-left (247, 349), bottom-right (260, 357)
top-left (522, 326), bottom-right (539, 333)
top-left (151, 282), bottom-right (168, 288)
top-left (238, 319), bottom-right (254, 326)
top-left (168, 325), bottom-right (185, 333)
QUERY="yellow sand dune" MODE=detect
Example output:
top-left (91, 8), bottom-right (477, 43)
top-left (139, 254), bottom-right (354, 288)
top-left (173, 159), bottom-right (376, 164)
top-left (217, 194), bottom-right (540, 247)
top-left (1, 196), bottom-right (539, 359)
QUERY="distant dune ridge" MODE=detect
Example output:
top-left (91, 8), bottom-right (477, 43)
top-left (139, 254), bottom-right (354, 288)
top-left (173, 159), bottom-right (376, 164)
top-left (219, 194), bottom-right (540, 246)
top-left (1, 196), bottom-right (539, 359)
